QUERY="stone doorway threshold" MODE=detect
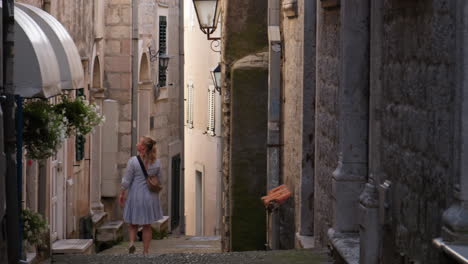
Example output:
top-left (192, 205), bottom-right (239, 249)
top-left (52, 239), bottom-right (94, 255)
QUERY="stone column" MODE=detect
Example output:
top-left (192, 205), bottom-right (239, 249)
top-left (90, 90), bottom-right (105, 215)
top-left (441, 0), bottom-right (468, 243)
top-left (359, 0), bottom-right (383, 263)
top-left (331, 0), bottom-right (370, 233)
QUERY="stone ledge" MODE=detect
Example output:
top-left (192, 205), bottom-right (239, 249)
top-left (327, 228), bottom-right (359, 264)
top-left (433, 238), bottom-right (468, 263)
top-left (52, 239), bottom-right (94, 255)
top-left (152, 216), bottom-right (170, 233)
top-left (92, 211), bottom-right (107, 226)
top-left (296, 233), bottom-right (314, 249)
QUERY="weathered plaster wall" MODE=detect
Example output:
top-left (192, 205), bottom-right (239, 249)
top-left (314, 4), bottom-right (340, 247)
top-left (378, 1), bottom-right (456, 263)
top-left (280, 0), bottom-right (304, 249)
top-left (230, 64), bottom-right (268, 251)
top-left (280, 0), bottom-right (316, 248)
top-left (221, 0), bottom-right (269, 251)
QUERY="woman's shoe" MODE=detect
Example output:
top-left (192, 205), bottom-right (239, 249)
top-left (128, 244), bottom-right (136, 254)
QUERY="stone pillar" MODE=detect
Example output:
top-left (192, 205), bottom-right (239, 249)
top-left (90, 90), bottom-right (105, 214)
top-left (441, 0), bottom-right (468, 243)
top-left (299, 0), bottom-right (316, 237)
top-left (358, 0), bottom-right (382, 263)
top-left (331, 0), bottom-right (369, 234)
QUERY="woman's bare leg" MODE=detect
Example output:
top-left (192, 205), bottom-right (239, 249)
top-left (129, 224), bottom-right (137, 246)
top-left (142, 224), bottom-right (152, 254)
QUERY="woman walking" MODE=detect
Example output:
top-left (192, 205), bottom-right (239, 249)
top-left (119, 136), bottom-right (164, 255)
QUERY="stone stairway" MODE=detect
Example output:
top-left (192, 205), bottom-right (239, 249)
top-left (95, 220), bottom-right (124, 252)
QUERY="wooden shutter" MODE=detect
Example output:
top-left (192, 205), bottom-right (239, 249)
top-left (75, 88), bottom-right (85, 161)
top-left (159, 16), bottom-right (167, 87)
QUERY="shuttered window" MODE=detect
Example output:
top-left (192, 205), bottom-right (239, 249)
top-left (75, 88), bottom-right (85, 161)
top-left (159, 16), bottom-right (167, 87)
top-left (207, 86), bottom-right (215, 136)
top-left (186, 83), bottom-right (194, 128)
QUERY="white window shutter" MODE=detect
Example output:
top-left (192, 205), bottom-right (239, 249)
top-left (187, 83), bottom-right (194, 128)
top-left (207, 85), bottom-right (215, 135)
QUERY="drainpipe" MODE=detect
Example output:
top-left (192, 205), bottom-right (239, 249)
top-left (267, 0), bottom-right (281, 250)
top-left (131, 0), bottom-right (139, 155)
top-left (178, 0), bottom-right (185, 234)
top-left (2, 0), bottom-right (21, 263)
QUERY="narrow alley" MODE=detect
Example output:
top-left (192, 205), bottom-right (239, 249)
top-left (2, 0), bottom-right (468, 264)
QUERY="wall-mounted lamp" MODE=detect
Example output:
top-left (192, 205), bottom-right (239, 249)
top-left (148, 46), bottom-right (170, 72)
top-left (211, 64), bottom-right (221, 94)
top-left (192, 0), bottom-right (221, 40)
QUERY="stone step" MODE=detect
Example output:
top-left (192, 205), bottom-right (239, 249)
top-left (92, 211), bottom-right (108, 228)
top-left (296, 233), bottom-right (314, 249)
top-left (152, 216), bottom-right (170, 233)
top-left (52, 239), bottom-right (94, 255)
top-left (96, 220), bottom-right (124, 243)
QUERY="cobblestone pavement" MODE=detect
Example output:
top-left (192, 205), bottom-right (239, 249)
top-left (52, 249), bottom-right (332, 264)
top-left (99, 235), bottom-right (222, 254)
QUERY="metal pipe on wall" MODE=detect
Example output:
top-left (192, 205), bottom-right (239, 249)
top-left (2, 0), bottom-right (21, 262)
top-left (131, 0), bottom-right (139, 156)
top-left (267, 0), bottom-right (281, 250)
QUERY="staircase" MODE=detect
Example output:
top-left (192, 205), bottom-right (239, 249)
top-left (94, 213), bottom-right (124, 252)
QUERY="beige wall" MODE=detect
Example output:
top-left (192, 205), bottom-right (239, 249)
top-left (184, 0), bottom-right (221, 236)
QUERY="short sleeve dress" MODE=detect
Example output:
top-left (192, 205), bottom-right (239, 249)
top-left (121, 156), bottom-right (164, 225)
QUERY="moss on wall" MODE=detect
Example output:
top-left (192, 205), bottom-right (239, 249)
top-left (230, 67), bottom-right (269, 251)
top-left (224, 0), bottom-right (268, 64)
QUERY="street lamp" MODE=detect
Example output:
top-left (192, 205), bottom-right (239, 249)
top-left (148, 46), bottom-right (170, 72)
top-left (211, 64), bottom-right (221, 94)
top-left (192, 0), bottom-right (221, 40)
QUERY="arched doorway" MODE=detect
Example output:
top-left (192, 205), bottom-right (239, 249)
top-left (137, 53), bottom-right (152, 138)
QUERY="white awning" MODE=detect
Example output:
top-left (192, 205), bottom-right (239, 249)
top-left (17, 3), bottom-right (84, 91)
top-left (0, 3), bottom-right (84, 98)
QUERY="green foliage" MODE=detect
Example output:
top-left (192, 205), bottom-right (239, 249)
top-left (23, 96), bottom-right (105, 160)
top-left (54, 96), bottom-right (105, 136)
top-left (24, 100), bottom-right (68, 160)
top-left (22, 208), bottom-right (48, 246)
top-left (151, 228), bottom-right (168, 240)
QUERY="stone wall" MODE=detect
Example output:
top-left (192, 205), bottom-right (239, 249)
top-left (221, 0), bottom-right (269, 251)
top-left (378, 1), bottom-right (456, 263)
top-left (314, 5), bottom-right (340, 247)
top-left (279, 0), bottom-right (304, 249)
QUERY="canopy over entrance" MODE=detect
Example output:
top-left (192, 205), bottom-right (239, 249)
top-left (0, 3), bottom-right (84, 98)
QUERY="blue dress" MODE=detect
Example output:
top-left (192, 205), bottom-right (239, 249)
top-left (121, 156), bottom-right (164, 225)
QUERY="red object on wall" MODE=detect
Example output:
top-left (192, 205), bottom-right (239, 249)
top-left (261, 184), bottom-right (291, 208)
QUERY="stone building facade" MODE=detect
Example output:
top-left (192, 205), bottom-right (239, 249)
top-left (221, 0), bottom-right (468, 263)
top-left (2, 0), bottom-right (183, 260)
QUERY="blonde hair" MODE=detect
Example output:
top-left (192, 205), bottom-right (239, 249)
top-left (140, 136), bottom-right (157, 164)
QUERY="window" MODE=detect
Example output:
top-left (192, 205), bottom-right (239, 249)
top-left (207, 85), bottom-right (215, 136)
top-left (159, 16), bottom-right (167, 87)
top-left (75, 88), bottom-right (85, 161)
top-left (186, 83), bottom-right (194, 128)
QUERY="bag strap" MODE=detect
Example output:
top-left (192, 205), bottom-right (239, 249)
top-left (136, 155), bottom-right (148, 179)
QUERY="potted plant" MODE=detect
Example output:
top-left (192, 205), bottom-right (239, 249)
top-left (54, 96), bottom-right (105, 136)
top-left (22, 208), bottom-right (48, 247)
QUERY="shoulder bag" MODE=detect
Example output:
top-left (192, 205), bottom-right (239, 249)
top-left (136, 156), bottom-right (162, 193)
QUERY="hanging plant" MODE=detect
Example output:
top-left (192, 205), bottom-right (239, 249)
top-left (23, 100), bottom-right (68, 160)
top-left (54, 96), bottom-right (105, 136)
top-left (22, 208), bottom-right (48, 246)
